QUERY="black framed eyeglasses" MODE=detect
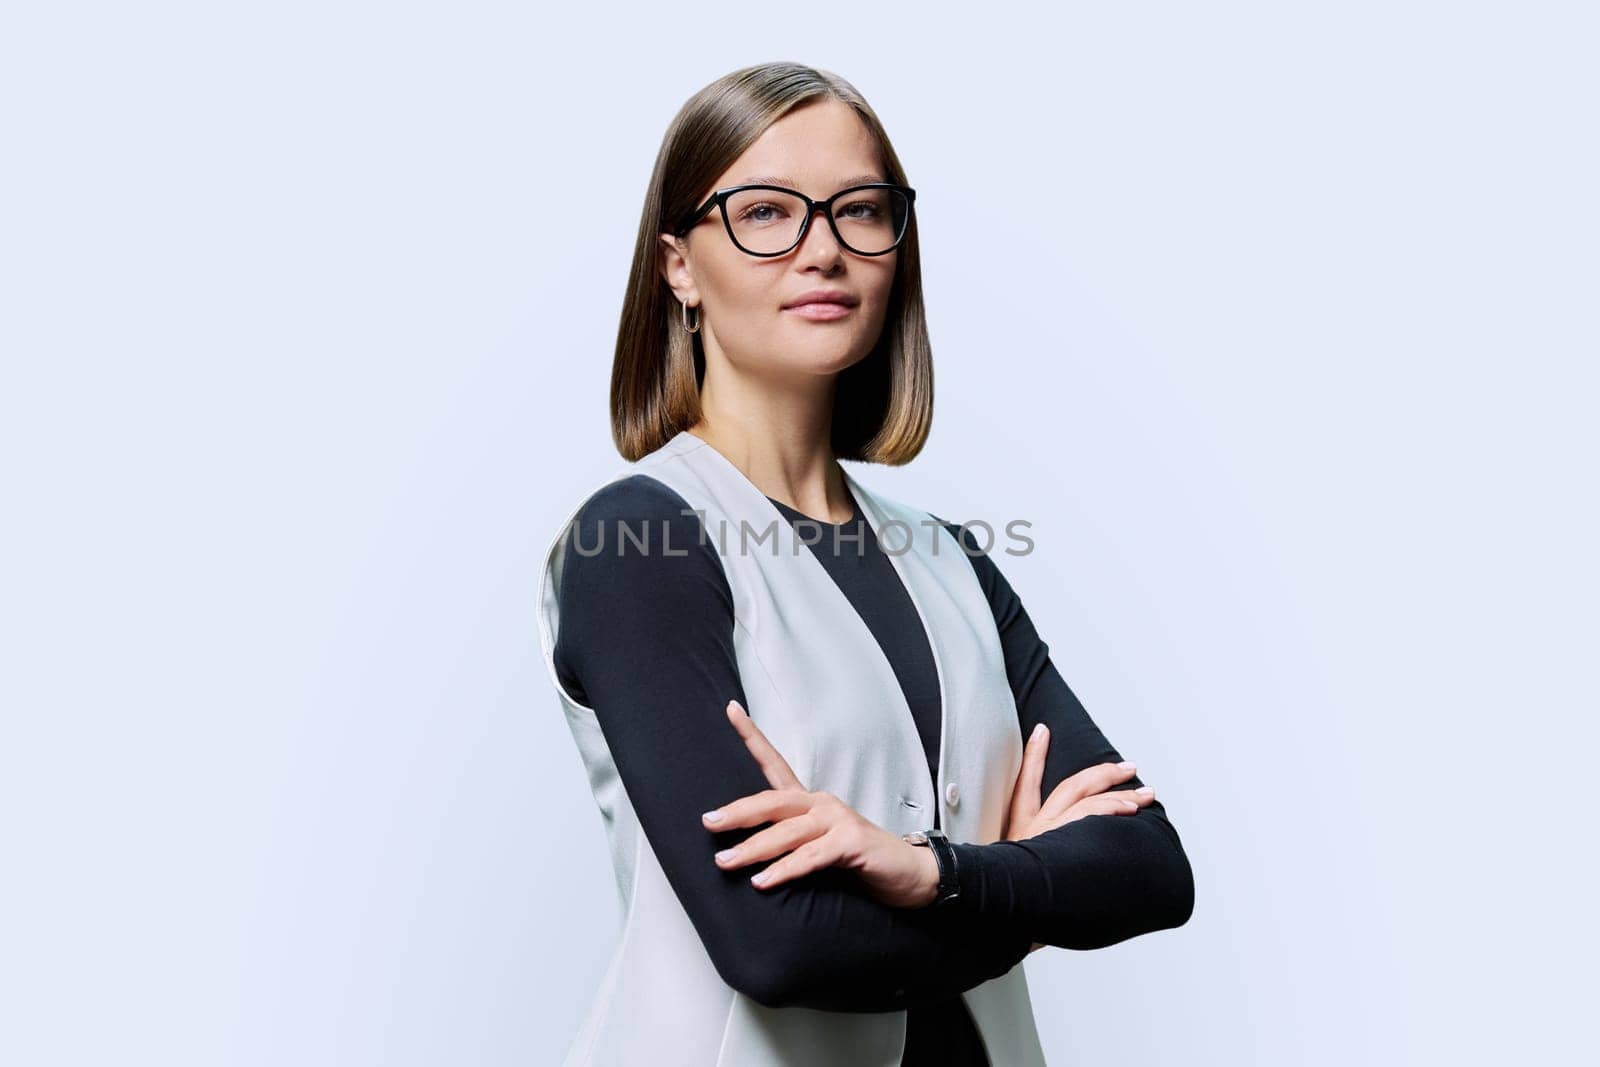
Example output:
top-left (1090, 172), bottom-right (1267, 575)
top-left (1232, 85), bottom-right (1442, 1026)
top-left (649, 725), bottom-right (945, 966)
top-left (672, 182), bottom-right (916, 257)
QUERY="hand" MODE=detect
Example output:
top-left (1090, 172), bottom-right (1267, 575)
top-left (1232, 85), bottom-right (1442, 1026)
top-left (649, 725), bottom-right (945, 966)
top-left (702, 700), bottom-right (943, 909)
top-left (1003, 723), bottom-right (1157, 843)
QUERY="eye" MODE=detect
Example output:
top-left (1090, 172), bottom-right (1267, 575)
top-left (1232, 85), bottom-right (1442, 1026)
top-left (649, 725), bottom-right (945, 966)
top-left (737, 202), bottom-right (790, 224)
top-left (837, 201), bottom-right (883, 220)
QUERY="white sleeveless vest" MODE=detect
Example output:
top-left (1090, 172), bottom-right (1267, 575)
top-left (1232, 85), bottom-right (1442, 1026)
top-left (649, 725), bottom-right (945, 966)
top-left (536, 430), bottom-right (1047, 1067)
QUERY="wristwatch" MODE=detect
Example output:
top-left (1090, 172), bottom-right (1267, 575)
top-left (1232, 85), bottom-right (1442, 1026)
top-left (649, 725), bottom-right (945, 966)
top-left (902, 826), bottom-right (960, 907)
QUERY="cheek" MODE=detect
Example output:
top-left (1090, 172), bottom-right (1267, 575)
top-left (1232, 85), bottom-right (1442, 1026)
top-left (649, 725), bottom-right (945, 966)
top-left (854, 255), bottom-right (895, 300)
top-left (700, 254), bottom-right (782, 316)
top-left (859, 264), bottom-right (898, 316)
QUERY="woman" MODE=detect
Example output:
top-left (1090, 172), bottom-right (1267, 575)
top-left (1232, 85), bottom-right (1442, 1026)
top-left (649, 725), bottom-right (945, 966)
top-left (536, 62), bottom-right (1195, 1067)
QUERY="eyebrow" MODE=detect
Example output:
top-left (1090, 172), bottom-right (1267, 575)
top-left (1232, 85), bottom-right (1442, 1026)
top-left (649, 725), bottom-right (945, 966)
top-left (737, 173), bottom-right (887, 192)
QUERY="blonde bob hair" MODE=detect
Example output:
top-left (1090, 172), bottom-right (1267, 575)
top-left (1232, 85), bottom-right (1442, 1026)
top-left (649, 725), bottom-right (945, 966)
top-left (611, 60), bottom-right (933, 465)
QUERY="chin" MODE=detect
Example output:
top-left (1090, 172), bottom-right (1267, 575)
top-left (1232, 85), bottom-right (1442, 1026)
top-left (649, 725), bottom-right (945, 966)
top-left (789, 344), bottom-right (871, 377)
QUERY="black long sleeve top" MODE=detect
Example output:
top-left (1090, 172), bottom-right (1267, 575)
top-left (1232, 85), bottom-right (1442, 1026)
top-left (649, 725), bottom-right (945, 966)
top-left (552, 472), bottom-right (1194, 1065)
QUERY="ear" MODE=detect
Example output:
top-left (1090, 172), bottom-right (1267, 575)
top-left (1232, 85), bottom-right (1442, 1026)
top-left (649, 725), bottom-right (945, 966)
top-left (657, 233), bottom-right (698, 307)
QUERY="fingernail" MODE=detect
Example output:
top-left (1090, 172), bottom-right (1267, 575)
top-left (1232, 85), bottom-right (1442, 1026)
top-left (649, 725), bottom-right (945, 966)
top-left (1118, 760), bottom-right (1136, 769)
top-left (1031, 723), bottom-right (1046, 741)
top-left (702, 810), bottom-right (724, 824)
top-left (1136, 785), bottom-right (1154, 796)
top-left (728, 700), bottom-right (747, 716)
top-left (715, 848), bottom-right (739, 863)
top-left (751, 871), bottom-right (770, 886)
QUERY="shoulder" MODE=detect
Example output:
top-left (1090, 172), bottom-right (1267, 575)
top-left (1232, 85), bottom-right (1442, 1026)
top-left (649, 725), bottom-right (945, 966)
top-left (845, 473), bottom-right (996, 584)
top-left (552, 474), bottom-right (736, 695)
top-left (928, 509), bottom-right (1016, 610)
top-left (559, 473), bottom-right (727, 592)
top-left (928, 509), bottom-right (988, 565)
top-left (572, 472), bottom-right (702, 528)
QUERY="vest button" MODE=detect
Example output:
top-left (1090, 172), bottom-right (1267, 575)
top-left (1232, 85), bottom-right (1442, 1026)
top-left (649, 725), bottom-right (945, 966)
top-left (944, 781), bottom-right (961, 807)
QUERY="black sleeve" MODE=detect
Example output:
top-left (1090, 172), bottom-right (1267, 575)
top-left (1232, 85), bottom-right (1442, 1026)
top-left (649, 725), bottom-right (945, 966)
top-left (935, 518), bottom-right (1197, 950)
top-left (551, 475), bottom-right (1032, 1012)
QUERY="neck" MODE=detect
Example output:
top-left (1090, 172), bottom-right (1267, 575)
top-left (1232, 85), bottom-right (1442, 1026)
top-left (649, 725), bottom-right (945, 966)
top-left (686, 417), bottom-right (852, 527)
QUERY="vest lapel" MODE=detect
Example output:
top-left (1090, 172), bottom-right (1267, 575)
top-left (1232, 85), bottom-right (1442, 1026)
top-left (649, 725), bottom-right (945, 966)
top-left (842, 464), bottom-right (1023, 846)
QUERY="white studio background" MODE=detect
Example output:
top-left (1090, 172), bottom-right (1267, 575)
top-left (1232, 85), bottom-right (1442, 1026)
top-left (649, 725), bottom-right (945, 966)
top-left (2, 3), bottom-right (1594, 1065)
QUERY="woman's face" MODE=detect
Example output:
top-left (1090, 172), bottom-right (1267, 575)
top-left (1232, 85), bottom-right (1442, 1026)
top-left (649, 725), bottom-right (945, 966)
top-left (659, 100), bottom-right (900, 381)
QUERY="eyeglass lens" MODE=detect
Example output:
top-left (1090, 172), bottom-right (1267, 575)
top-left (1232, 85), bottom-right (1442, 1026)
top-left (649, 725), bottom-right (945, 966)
top-left (724, 187), bottom-right (910, 255)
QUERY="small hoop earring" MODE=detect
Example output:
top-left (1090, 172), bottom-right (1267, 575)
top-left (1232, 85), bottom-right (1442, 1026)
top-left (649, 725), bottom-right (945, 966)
top-left (681, 300), bottom-right (701, 334)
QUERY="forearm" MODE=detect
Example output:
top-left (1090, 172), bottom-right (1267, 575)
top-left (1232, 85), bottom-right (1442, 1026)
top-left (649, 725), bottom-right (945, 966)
top-left (708, 862), bottom-right (1032, 1011)
top-left (599, 663), bottom-right (1033, 1009)
top-left (948, 804), bottom-right (1195, 949)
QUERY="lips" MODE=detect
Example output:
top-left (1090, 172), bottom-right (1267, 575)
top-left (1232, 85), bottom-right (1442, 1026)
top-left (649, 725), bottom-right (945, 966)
top-left (781, 289), bottom-right (859, 310)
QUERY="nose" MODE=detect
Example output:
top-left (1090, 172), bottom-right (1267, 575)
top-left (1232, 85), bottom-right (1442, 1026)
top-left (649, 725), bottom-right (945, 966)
top-left (795, 204), bottom-right (844, 262)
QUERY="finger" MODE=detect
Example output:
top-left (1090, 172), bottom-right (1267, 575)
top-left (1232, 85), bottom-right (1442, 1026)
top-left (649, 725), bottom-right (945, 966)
top-left (749, 834), bottom-right (842, 890)
top-left (1071, 789), bottom-right (1151, 819)
top-left (725, 700), bottom-right (806, 791)
top-left (1099, 784), bottom-right (1157, 808)
top-left (1042, 794), bottom-right (1140, 830)
top-left (1009, 723), bottom-right (1049, 830)
top-left (1039, 760), bottom-right (1139, 820)
top-left (702, 787), bottom-right (812, 831)
top-left (713, 812), bottom-right (826, 871)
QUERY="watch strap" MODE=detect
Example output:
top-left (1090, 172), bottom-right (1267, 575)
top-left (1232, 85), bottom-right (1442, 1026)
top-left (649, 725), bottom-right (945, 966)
top-left (904, 827), bottom-right (961, 907)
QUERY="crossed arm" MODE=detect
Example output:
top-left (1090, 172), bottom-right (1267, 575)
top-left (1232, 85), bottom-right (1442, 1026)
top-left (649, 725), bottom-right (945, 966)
top-left (551, 476), bottom-right (1194, 1010)
top-left (553, 477), bottom-right (1030, 1012)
